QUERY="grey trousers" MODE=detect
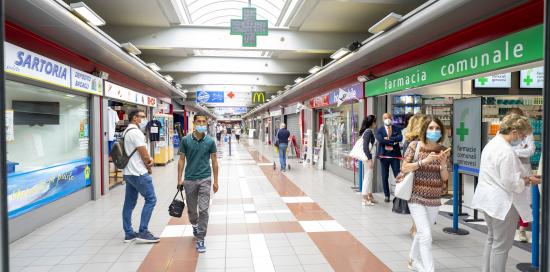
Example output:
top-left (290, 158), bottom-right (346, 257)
top-left (483, 207), bottom-right (520, 272)
top-left (183, 178), bottom-right (211, 240)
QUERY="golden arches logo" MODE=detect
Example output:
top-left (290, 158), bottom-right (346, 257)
top-left (252, 92), bottom-right (265, 103)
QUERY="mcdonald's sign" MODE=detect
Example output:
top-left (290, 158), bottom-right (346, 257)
top-left (252, 92), bottom-right (265, 104)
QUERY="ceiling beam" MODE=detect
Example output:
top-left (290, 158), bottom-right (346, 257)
top-left (102, 26), bottom-right (369, 52)
top-left (173, 73), bottom-right (304, 86)
top-left (147, 56), bottom-right (321, 74)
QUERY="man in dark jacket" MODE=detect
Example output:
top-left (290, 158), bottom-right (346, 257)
top-left (276, 123), bottom-right (291, 171)
top-left (375, 113), bottom-right (402, 202)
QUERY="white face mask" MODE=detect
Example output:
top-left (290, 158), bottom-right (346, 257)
top-left (139, 119), bottom-right (148, 130)
top-left (384, 119), bottom-right (392, 126)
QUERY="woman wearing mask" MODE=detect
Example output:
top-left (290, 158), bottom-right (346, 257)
top-left (398, 115), bottom-right (450, 272)
top-left (359, 115), bottom-right (377, 206)
top-left (472, 114), bottom-right (540, 272)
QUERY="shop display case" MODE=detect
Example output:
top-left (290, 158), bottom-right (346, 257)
top-left (153, 114), bottom-right (175, 165)
top-left (392, 95), bottom-right (422, 126)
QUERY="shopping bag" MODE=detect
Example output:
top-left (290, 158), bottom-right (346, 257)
top-left (394, 141), bottom-right (421, 201)
top-left (168, 188), bottom-right (185, 218)
top-left (349, 137), bottom-right (368, 161)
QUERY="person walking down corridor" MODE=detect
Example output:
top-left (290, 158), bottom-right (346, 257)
top-left (177, 114), bottom-right (219, 253)
top-left (398, 115), bottom-right (450, 272)
top-left (375, 113), bottom-right (403, 202)
top-left (472, 114), bottom-right (541, 272)
top-left (276, 123), bottom-right (291, 172)
top-left (359, 115), bottom-right (377, 206)
top-left (122, 109), bottom-right (159, 243)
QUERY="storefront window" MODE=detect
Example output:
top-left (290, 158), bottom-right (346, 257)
top-left (323, 103), bottom-right (359, 171)
top-left (6, 80), bottom-right (91, 218)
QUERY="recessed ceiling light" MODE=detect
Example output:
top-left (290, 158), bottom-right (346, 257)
top-left (70, 2), bottom-right (106, 26)
top-left (147, 63), bottom-right (161, 71)
top-left (294, 77), bottom-right (304, 83)
top-left (164, 75), bottom-right (174, 82)
top-left (369, 12), bottom-right (403, 34)
top-left (330, 48), bottom-right (351, 60)
top-left (121, 43), bottom-right (142, 55)
top-left (308, 66), bottom-right (322, 74)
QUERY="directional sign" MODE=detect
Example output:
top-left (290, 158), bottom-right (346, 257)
top-left (196, 91), bottom-right (224, 103)
top-left (453, 97), bottom-right (482, 176)
top-left (230, 7), bottom-right (268, 47)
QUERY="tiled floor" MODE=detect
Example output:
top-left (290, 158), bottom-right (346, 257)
top-left (9, 138), bottom-right (531, 271)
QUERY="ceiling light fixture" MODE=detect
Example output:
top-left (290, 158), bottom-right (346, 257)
top-left (368, 12), bottom-right (403, 34)
top-left (294, 77), bottom-right (304, 83)
top-left (70, 2), bottom-right (106, 26)
top-left (330, 47), bottom-right (351, 60)
top-left (357, 75), bottom-right (369, 83)
top-left (308, 66), bottom-right (322, 74)
top-left (284, 85), bottom-right (292, 90)
top-left (120, 42), bottom-right (142, 55)
top-left (147, 63), bottom-right (161, 71)
top-left (164, 75), bottom-right (174, 82)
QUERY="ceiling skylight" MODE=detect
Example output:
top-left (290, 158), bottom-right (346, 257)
top-left (194, 49), bottom-right (271, 58)
top-left (180, 0), bottom-right (297, 27)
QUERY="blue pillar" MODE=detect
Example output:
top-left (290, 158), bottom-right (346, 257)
top-left (532, 185), bottom-right (540, 268)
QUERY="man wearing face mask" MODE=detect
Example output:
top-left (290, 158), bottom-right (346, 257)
top-left (177, 115), bottom-right (219, 253)
top-left (122, 109), bottom-right (159, 243)
top-left (375, 113), bottom-right (403, 202)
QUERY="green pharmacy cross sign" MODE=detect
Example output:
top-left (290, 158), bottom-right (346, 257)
top-left (230, 7), bottom-right (268, 47)
top-left (524, 74), bottom-right (534, 86)
top-left (456, 122), bottom-right (469, 141)
top-left (478, 77), bottom-right (488, 86)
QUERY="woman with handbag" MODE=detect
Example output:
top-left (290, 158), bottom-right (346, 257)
top-left (358, 115), bottom-right (377, 206)
top-left (397, 115), bottom-right (450, 272)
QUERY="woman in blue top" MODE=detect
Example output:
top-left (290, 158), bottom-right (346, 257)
top-left (359, 115), bottom-right (377, 206)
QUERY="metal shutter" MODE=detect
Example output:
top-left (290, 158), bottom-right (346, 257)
top-left (286, 113), bottom-right (301, 149)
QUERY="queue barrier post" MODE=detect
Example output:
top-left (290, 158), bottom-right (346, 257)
top-left (358, 161), bottom-right (363, 193)
top-left (443, 164), bottom-right (469, 235)
top-left (516, 185), bottom-right (540, 272)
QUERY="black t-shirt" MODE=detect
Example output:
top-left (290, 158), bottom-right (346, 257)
top-left (226, 127), bottom-right (232, 134)
top-left (147, 120), bottom-right (162, 141)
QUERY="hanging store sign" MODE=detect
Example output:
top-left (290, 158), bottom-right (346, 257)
top-left (230, 7), bottom-right (268, 47)
top-left (4, 42), bottom-right (103, 96)
top-left (71, 68), bottom-right (103, 95)
top-left (453, 98), bottom-right (482, 176)
top-left (196, 91), bottom-right (224, 103)
top-left (474, 73), bottom-right (511, 88)
top-left (520, 66), bottom-right (544, 88)
top-left (330, 82), bottom-right (364, 106)
top-left (252, 91), bottom-right (266, 104)
top-left (5, 42), bottom-right (70, 88)
top-left (214, 107), bottom-right (247, 115)
top-left (200, 90), bottom-right (252, 106)
top-left (365, 24), bottom-right (544, 96)
top-left (104, 81), bottom-right (157, 107)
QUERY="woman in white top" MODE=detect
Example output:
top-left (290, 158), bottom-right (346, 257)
top-left (472, 114), bottom-right (541, 272)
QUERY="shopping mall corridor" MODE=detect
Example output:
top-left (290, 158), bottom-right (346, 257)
top-left (9, 139), bottom-right (530, 272)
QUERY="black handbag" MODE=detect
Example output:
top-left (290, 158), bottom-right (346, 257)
top-left (392, 197), bottom-right (410, 214)
top-left (168, 189), bottom-right (185, 218)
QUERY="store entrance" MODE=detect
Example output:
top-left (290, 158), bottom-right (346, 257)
top-left (106, 101), bottom-right (149, 188)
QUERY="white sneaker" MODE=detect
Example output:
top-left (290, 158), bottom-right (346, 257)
top-left (408, 259), bottom-right (417, 271)
top-left (519, 230), bottom-right (528, 242)
top-left (362, 199), bottom-right (374, 206)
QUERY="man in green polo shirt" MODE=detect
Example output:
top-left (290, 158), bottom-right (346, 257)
top-left (177, 114), bottom-right (219, 253)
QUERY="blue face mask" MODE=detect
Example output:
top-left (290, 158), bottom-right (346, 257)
top-left (196, 125), bottom-right (207, 133)
top-left (426, 130), bottom-right (441, 142)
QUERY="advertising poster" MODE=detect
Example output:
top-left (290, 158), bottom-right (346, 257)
top-left (7, 157), bottom-right (92, 218)
top-left (453, 98), bottom-right (482, 176)
top-left (71, 69), bottom-right (103, 95)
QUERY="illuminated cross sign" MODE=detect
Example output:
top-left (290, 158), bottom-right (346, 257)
top-left (230, 7), bottom-right (268, 47)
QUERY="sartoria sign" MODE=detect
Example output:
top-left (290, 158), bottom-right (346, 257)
top-left (365, 24), bottom-right (543, 96)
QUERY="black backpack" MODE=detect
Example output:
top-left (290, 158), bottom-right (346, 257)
top-left (109, 128), bottom-right (138, 169)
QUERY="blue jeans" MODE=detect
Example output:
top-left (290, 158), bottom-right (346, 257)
top-left (278, 143), bottom-right (288, 170)
top-left (122, 174), bottom-right (157, 235)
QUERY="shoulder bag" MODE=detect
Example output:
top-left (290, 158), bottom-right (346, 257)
top-left (395, 141), bottom-right (421, 201)
top-left (349, 129), bottom-right (373, 161)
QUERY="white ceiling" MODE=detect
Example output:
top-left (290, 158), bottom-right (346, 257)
top-left (63, 0), bottom-right (427, 109)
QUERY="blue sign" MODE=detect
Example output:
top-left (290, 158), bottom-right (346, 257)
top-left (196, 91), bottom-right (224, 103)
top-left (234, 107), bottom-right (247, 114)
top-left (7, 157), bottom-right (92, 218)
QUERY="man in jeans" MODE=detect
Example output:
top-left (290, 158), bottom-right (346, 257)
top-left (122, 109), bottom-right (159, 243)
top-left (276, 123), bottom-right (290, 171)
top-left (177, 115), bottom-right (219, 253)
